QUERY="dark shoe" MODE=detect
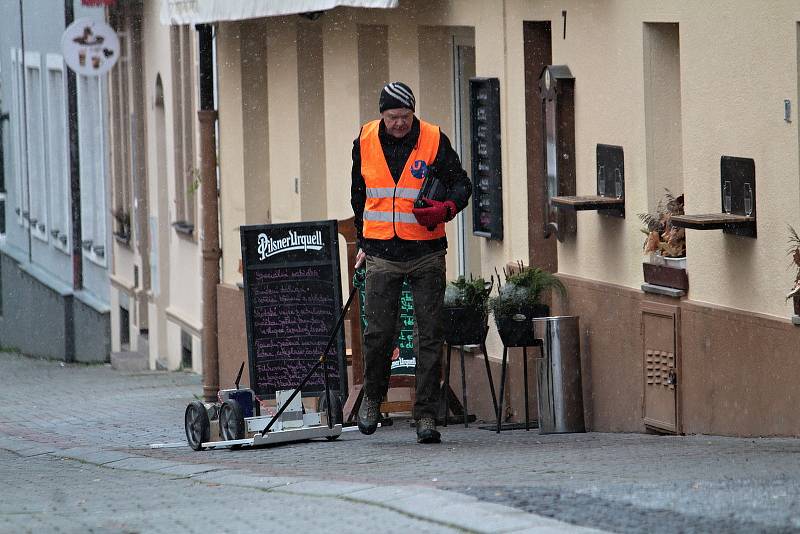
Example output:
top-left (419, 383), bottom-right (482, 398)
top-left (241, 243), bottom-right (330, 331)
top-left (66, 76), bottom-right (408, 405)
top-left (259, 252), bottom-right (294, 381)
top-left (357, 396), bottom-right (380, 435)
top-left (416, 417), bottom-right (441, 444)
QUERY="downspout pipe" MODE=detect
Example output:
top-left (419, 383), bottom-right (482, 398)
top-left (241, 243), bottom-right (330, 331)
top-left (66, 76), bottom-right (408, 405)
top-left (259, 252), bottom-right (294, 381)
top-left (196, 24), bottom-right (220, 401)
top-left (65, 0), bottom-right (82, 293)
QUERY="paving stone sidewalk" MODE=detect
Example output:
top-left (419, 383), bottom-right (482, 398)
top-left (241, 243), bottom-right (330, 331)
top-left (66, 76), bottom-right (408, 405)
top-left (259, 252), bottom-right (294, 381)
top-left (1, 352), bottom-right (800, 533)
top-left (0, 352), bottom-right (601, 533)
top-left (0, 449), bottom-right (466, 534)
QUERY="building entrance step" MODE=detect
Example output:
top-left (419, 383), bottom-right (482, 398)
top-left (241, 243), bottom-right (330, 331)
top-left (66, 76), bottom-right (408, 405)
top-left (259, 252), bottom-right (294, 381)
top-left (111, 350), bottom-right (149, 372)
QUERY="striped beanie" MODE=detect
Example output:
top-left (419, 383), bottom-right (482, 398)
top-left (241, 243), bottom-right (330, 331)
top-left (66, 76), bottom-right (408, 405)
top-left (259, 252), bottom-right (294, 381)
top-left (379, 82), bottom-right (416, 113)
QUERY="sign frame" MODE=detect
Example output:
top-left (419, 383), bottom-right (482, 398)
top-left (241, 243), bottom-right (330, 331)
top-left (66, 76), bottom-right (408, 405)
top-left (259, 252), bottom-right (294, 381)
top-left (240, 220), bottom-right (347, 398)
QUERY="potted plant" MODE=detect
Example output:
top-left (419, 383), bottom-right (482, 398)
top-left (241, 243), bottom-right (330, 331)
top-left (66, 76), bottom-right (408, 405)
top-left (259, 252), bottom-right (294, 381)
top-left (442, 275), bottom-right (493, 346)
top-left (489, 264), bottom-right (566, 347)
top-left (639, 189), bottom-right (686, 266)
top-left (787, 225), bottom-right (800, 316)
top-left (112, 208), bottom-right (131, 244)
top-left (639, 190), bottom-right (688, 289)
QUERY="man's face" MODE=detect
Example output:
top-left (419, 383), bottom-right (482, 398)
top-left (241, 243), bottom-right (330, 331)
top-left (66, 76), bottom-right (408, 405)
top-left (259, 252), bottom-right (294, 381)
top-left (381, 108), bottom-right (414, 138)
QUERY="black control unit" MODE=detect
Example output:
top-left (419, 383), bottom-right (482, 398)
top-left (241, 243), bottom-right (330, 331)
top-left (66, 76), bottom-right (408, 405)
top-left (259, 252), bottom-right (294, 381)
top-left (470, 77), bottom-right (503, 240)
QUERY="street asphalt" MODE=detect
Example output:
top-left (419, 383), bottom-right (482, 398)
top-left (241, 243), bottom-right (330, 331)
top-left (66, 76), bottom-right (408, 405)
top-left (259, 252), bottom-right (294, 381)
top-left (0, 351), bottom-right (799, 533)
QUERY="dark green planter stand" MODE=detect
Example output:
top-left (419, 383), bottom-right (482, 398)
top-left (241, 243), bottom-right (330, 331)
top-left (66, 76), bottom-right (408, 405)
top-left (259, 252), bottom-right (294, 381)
top-left (441, 306), bottom-right (497, 428)
top-left (494, 304), bottom-right (549, 433)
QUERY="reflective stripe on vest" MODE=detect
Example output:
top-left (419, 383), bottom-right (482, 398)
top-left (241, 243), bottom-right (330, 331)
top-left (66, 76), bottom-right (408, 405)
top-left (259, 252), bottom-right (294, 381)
top-left (360, 119), bottom-right (443, 240)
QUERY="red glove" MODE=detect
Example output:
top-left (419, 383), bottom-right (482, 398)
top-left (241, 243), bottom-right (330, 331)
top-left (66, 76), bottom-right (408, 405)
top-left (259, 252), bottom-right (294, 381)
top-left (412, 198), bottom-right (457, 229)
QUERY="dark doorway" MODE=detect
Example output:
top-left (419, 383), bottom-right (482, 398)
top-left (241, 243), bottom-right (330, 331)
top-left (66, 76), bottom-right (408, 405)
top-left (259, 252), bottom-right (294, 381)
top-left (523, 21), bottom-right (555, 272)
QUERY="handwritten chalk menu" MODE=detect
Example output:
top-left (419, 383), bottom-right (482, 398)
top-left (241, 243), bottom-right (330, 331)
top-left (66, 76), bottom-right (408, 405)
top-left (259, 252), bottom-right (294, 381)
top-left (240, 221), bottom-right (346, 397)
top-left (354, 268), bottom-right (416, 376)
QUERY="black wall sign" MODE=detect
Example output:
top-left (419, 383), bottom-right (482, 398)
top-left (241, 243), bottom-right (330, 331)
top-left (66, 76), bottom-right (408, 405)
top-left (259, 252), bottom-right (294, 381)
top-left (240, 220), bottom-right (346, 397)
top-left (470, 77), bottom-right (503, 240)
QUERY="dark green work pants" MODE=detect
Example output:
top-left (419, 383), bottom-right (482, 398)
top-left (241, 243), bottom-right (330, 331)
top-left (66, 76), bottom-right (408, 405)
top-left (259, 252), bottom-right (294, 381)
top-left (362, 251), bottom-right (446, 420)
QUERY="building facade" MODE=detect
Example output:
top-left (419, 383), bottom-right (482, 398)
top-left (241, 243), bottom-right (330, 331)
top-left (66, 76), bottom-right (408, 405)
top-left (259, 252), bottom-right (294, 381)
top-left (107, 0), bottom-right (205, 372)
top-left (164, 0), bottom-right (800, 437)
top-left (0, 0), bottom-right (111, 362)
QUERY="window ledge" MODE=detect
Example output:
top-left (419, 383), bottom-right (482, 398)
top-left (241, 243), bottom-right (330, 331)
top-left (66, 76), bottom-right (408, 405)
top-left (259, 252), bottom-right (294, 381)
top-left (83, 246), bottom-right (107, 268)
top-left (172, 220), bottom-right (195, 237)
top-left (114, 231), bottom-right (131, 247)
top-left (31, 227), bottom-right (48, 244)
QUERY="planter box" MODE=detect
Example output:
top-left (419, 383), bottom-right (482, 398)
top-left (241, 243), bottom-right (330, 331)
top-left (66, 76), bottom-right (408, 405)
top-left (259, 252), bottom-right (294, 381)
top-left (643, 262), bottom-right (689, 291)
top-left (662, 256), bottom-right (687, 269)
top-left (494, 304), bottom-right (550, 347)
top-left (443, 306), bottom-right (488, 346)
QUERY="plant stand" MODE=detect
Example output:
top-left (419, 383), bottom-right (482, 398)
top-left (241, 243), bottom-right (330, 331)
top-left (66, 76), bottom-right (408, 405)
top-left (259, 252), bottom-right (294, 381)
top-left (495, 340), bottom-right (544, 433)
top-left (441, 340), bottom-right (498, 428)
top-left (492, 305), bottom-right (549, 432)
top-left (440, 307), bottom-right (496, 428)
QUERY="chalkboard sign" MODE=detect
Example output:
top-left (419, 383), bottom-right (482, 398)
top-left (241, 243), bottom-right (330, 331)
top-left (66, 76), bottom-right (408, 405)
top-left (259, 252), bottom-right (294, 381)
top-left (354, 268), bottom-right (416, 376)
top-left (240, 220), bottom-right (347, 397)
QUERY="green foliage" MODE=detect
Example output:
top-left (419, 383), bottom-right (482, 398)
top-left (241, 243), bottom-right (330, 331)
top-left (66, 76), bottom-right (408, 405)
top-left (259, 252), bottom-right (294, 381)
top-left (443, 276), bottom-right (493, 313)
top-left (489, 267), bottom-right (566, 319)
top-left (187, 167), bottom-right (202, 195)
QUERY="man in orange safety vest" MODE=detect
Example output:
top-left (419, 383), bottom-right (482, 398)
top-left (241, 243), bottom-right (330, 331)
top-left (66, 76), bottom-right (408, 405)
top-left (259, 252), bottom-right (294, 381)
top-left (351, 82), bottom-right (472, 444)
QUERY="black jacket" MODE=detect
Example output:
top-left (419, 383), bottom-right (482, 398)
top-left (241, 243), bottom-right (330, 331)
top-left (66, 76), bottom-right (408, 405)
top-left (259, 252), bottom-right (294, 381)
top-left (351, 117), bottom-right (472, 261)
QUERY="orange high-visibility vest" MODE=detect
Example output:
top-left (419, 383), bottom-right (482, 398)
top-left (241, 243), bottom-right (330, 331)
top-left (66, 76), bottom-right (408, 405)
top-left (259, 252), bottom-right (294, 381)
top-left (360, 119), bottom-right (443, 240)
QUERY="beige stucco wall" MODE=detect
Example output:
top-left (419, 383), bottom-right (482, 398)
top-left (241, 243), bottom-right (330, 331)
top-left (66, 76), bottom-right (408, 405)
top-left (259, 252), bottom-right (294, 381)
top-left (142, 0), bottom-right (172, 367)
top-left (502, 0), bottom-right (800, 318)
top-left (215, 0), bottom-right (800, 320)
top-left (139, 0), bottom-right (204, 370)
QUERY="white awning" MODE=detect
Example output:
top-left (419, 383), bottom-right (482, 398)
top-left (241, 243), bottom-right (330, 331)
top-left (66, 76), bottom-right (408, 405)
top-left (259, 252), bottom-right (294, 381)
top-left (161, 0), bottom-right (399, 25)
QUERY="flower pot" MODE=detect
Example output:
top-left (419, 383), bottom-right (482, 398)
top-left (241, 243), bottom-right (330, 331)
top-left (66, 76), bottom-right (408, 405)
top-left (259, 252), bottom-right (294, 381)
top-left (662, 256), bottom-right (687, 270)
top-left (442, 306), bottom-right (488, 346)
top-left (494, 304), bottom-right (550, 347)
top-left (794, 294), bottom-right (800, 316)
top-left (642, 262), bottom-right (689, 291)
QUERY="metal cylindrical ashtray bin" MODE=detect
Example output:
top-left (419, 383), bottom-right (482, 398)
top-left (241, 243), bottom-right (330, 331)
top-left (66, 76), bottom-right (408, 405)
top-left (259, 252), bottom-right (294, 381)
top-left (532, 316), bottom-right (585, 434)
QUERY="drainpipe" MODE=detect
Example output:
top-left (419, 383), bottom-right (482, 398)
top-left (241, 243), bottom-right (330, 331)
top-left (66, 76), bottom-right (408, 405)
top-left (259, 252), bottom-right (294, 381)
top-left (196, 24), bottom-right (220, 401)
top-left (65, 0), bottom-right (82, 293)
top-left (63, 0), bottom-right (81, 363)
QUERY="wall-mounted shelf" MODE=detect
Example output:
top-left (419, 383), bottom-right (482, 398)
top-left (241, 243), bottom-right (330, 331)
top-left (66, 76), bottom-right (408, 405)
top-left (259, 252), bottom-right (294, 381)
top-left (670, 213), bottom-right (755, 230)
top-left (551, 195), bottom-right (625, 211)
top-left (551, 144), bottom-right (626, 218)
top-left (672, 156), bottom-right (757, 238)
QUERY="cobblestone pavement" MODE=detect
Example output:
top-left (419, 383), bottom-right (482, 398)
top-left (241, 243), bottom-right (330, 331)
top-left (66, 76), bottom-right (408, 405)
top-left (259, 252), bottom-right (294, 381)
top-left (0, 449), bottom-right (463, 534)
top-left (1, 352), bottom-right (800, 533)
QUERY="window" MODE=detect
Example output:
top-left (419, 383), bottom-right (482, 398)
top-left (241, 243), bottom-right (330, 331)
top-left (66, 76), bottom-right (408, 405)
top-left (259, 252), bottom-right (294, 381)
top-left (24, 51), bottom-right (47, 242)
top-left (9, 49), bottom-right (27, 226)
top-left (77, 74), bottom-right (107, 266)
top-left (170, 25), bottom-right (196, 235)
top-left (108, 29), bottom-right (132, 243)
top-left (46, 54), bottom-right (70, 252)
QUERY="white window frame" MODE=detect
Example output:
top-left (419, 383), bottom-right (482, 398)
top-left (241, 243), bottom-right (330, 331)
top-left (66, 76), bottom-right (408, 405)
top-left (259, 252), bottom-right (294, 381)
top-left (45, 53), bottom-right (70, 253)
top-left (9, 48), bottom-right (26, 227)
top-left (76, 74), bottom-right (108, 268)
top-left (170, 25), bottom-right (197, 235)
top-left (24, 50), bottom-right (47, 243)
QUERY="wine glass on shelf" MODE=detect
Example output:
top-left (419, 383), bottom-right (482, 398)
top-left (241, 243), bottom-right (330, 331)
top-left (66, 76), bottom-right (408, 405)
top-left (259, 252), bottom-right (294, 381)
top-left (743, 183), bottom-right (753, 216)
top-left (614, 168), bottom-right (623, 199)
top-left (723, 181), bottom-right (732, 213)
top-left (598, 165), bottom-right (606, 196)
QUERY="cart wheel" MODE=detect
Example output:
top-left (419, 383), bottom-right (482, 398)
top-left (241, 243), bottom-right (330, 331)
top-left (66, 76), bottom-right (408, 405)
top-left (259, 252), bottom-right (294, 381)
top-left (185, 400), bottom-right (211, 451)
top-left (219, 399), bottom-right (245, 441)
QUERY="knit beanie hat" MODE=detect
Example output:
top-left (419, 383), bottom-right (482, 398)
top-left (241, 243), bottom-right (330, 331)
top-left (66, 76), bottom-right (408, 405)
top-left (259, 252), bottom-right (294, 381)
top-left (379, 82), bottom-right (416, 113)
